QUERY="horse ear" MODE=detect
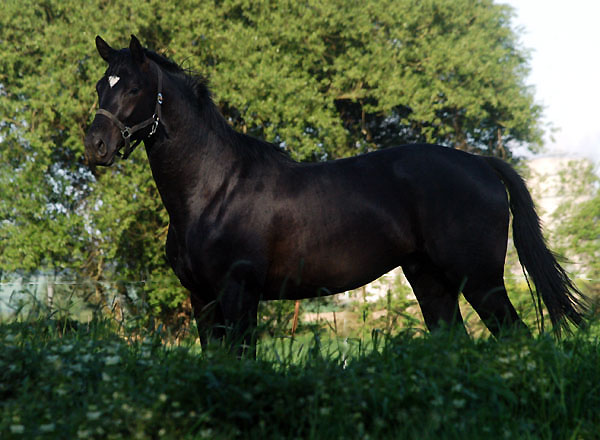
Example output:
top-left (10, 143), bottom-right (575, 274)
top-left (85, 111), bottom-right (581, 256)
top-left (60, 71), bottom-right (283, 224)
top-left (129, 35), bottom-right (147, 67)
top-left (96, 36), bottom-right (115, 63)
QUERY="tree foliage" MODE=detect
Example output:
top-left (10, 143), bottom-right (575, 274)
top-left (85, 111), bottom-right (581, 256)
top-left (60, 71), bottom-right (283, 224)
top-left (0, 0), bottom-right (544, 318)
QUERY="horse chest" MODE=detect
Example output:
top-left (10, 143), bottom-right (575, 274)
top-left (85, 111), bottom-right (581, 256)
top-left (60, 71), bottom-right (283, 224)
top-left (167, 219), bottom-right (261, 287)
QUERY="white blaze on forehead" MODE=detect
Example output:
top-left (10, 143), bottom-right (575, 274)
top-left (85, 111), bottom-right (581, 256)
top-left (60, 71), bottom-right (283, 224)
top-left (108, 75), bottom-right (120, 88)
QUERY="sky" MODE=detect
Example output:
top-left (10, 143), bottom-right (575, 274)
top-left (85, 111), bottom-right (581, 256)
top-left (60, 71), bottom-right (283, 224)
top-left (503, 0), bottom-right (600, 163)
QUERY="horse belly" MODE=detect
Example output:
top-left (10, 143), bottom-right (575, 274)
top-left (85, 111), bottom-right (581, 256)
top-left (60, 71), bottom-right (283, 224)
top-left (263, 202), bottom-right (414, 300)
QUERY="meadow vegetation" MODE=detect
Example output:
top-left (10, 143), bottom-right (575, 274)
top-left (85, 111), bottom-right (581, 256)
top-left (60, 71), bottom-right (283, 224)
top-left (2, 290), bottom-right (600, 439)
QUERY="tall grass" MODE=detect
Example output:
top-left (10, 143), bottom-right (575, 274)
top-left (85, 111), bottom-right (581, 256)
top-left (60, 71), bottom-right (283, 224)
top-left (2, 314), bottom-right (600, 439)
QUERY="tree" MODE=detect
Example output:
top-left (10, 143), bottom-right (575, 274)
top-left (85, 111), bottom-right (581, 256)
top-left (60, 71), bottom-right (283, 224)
top-left (0, 0), bottom-right (544, 321)
top-left (161, 0), bottom-right (543, 159)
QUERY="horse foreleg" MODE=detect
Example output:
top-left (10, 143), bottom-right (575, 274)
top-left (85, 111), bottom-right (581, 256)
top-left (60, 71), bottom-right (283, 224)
top-left (217, 279), bottom-right (260, 358)
top-left (189, 291), bottom-right (226, 349)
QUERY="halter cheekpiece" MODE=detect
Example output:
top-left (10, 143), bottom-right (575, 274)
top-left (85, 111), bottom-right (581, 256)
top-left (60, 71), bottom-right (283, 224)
top-left (96, 64), bottom-right (163, 159)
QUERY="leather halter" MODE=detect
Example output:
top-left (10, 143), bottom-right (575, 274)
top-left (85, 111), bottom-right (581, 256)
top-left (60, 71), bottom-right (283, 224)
top-left (95, 65), bottom-right (163, 159)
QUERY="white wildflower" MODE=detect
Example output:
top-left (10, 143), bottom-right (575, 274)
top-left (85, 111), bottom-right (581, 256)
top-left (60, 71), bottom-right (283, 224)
top-left (40, 423), bottom-right (55, 432)
top-left (526, 361), bottom-right (536, 371)
top-left (10, 425), bottom-right (25, 434)
top-left (199, 429), bottom-right (213, 439)
top-left (59, 344), bottom-right (74, 353)
top-left (453, 398), bottom-right (466, 409)
top-left (431, 396), bottom-right (444, 406)
top-left (86, 411), bottom-right (102, 421)
top-left (104, 355), bottom-right (121, 366)
top-left (56, 386), bottom-right (68, 396)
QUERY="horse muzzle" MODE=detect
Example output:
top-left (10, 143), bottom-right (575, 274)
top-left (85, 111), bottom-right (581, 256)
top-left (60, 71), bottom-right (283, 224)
top-left (84, 126), bottom-right (120, 166)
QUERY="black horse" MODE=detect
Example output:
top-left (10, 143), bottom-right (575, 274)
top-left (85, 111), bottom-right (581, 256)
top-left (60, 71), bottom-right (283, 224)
top-left (84, 36), bottom-right (587, 351)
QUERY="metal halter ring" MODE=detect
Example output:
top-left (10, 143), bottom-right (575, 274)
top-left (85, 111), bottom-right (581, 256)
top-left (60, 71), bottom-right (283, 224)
top-left (150, 116), bottom-right (159, 136)
top-left (121, 127), bottom-right (132, 140)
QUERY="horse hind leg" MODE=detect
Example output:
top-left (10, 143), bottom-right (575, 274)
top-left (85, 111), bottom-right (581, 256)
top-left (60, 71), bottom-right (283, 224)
top-left (462, 277), bottom-right (529, 337)
top-left (402, 257), bottom-right (466, 335)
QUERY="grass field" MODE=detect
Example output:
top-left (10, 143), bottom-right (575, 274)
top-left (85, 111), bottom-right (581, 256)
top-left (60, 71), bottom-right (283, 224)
top-left (2, 314), bottom-right (600, 439)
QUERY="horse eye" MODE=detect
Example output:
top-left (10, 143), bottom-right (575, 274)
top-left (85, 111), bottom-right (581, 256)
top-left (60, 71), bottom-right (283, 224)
top-left (129, 87), bottom-right (140, 95)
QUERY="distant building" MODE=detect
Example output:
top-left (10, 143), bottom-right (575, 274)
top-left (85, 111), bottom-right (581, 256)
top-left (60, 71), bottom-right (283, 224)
top-left (0, 274), bottom-right (49, 317)
top-left (526, 155), bottom-right (593, 229)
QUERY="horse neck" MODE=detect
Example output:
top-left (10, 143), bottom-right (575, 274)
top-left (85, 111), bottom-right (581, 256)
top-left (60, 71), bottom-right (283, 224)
top-left (142, 73), bottom-right (243, 224)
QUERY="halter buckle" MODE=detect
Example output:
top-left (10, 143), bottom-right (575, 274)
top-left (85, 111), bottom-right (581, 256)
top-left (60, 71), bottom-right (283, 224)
top-left (121, 127), bottom-right (132, 140)
top-left (150, 115), bottom-right (160, 137)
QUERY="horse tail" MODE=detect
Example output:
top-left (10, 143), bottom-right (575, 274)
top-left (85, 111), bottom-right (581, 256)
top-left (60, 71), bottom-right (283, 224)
top-left (484, 156), bottom-right (589, 336)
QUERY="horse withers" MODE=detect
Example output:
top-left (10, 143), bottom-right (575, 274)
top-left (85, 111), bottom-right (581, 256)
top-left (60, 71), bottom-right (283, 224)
top-left (84, 36), bottom-right (588, 354)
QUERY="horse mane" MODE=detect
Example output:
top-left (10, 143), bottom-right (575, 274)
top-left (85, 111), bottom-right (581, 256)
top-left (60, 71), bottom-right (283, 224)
top-left (142, 49), bottom-right (292, 163)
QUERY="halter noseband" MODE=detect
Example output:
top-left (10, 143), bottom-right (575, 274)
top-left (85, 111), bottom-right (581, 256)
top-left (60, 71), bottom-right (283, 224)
top-left (95, 65), bottom-right (164, 160)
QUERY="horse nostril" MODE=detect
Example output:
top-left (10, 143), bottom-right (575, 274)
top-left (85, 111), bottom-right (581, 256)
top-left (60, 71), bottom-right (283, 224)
top-left (96, 139), bottom-right (107, 157)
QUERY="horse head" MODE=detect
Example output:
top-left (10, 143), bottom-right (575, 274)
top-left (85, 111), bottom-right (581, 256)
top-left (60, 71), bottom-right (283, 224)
top-left (84, 35), bottom-right (163, 166)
